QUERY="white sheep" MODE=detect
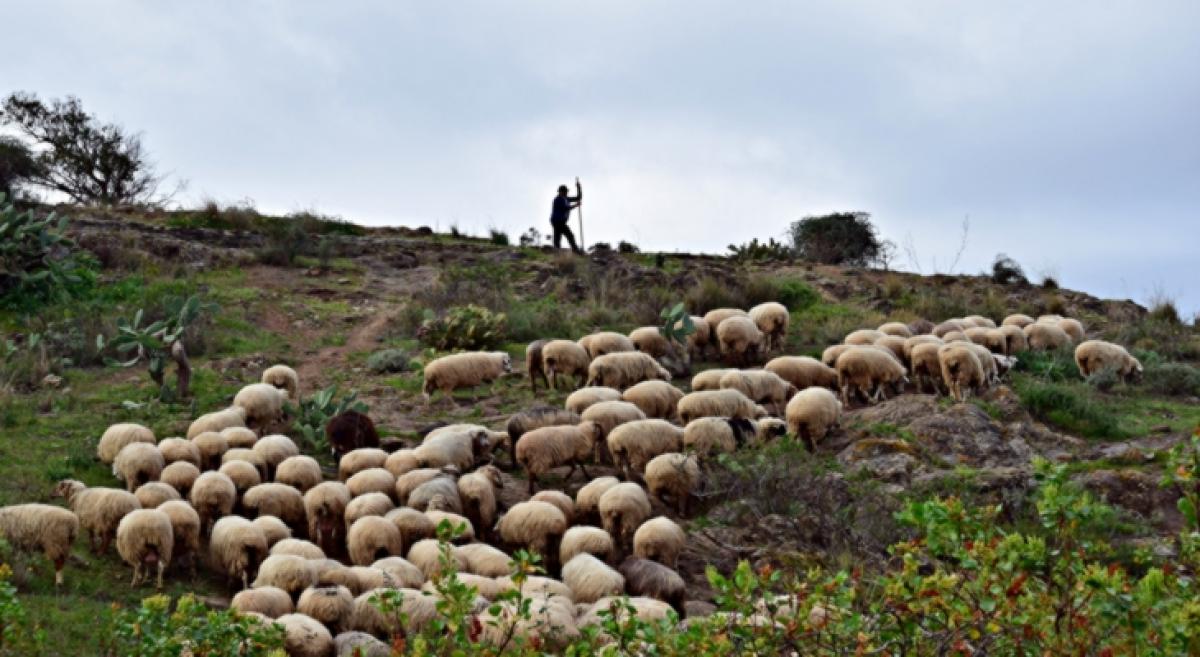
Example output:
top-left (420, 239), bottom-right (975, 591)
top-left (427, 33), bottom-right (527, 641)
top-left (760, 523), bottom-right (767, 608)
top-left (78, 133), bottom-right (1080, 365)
top-left (562, 553), bottom-right (625, 604)
top-left (834, 346), bottom-right (908, 406)
top-left (209, 515), bottom-right (268, 589)
top-left (383, 449), bottom-right (419, 478)
top-left (160, 461), bottom-right (200, 498)
top-left (598, 482), bottom-right (651, 555)
top-left (116, 509), bottom-right (174, 588)
top-left (878, 322), bottom-right (913, 338)
top-left (271, 538), bottom-right (326, 560)
top-left (541, 339), bottom-right (592, 390)
top-left (457, 465), bottom-right (502, 540)
top-left (0, 504), bottom-right (78, 586)
top-left (304, 481), bottom-right (352, 555)
top-left (190, 471), bottom-right (237, 535)
top-left (231, 586), bottom-right (294, 618)
top-left (764, 357), bottom-right (838, 392)
top-left (233, 383), bottom-right (288, 428)
top-left (422, 351), bottom-right (513, 402)
top-left (621, 379), bottom-right (685, 421)
top-left (254, 554), bottom-right (319, 597)
top-left (1002, 313), bottom-right (1035, 328)
top-left (565, 386), bottom-right (623, 415)
top-left (909, 342), bottom-right (946, 394)
top-left (253, 434), bottom-right (300, 479)
top-left (243, 483), bottom-right (307, 532)
top-left (191, 431), bottom-right (230, 471)
top-left (633, 516), bottom-right (686, 569)
top-left (408, 476), bottom-right (462, 513)
top-left (530, 490), bottom-right (576, 524)
top-left (346, 468), bottom-right (398, 501)
top-left (998, 324), bottom-right (1029, 354)
top-left (702, 308), bottom-right (748, 347)
top-left (748, 302), bottom-right (789, 353)
top-left (1024, 322), bottom-right (1072, 350)
top-left (676, 389), bottom-right (765, 425)
top-left (112, 442), bottom-right (165, 492)
top-left (134, 482), bottom-right (180, 509)
top-left (297, 585), bottom-right (355, 634)
top-left (276, 455), bottom-right (323, 492)
top-left (515, 423), bottom-right (600, 494)
top-left (348, 516), bottom-right (404, 566)
top-left (156, 500), bottom-right (200, 577)
top-left (52, 479), bottom-right (139, 554)
top-left (586, 352), bottom-right (671, 390)
top-left (575, 476), bottom-right (620, 526)
top-left (98, 423), bottom-right (156, 465)
top-left (644, 452), bottom-right (701, 515)
top-left (606, 419), bottom-right (685, 480)
top-left (784, 387), bottom-right (842, 451)
top-left (339, 448), bottom-right (389, 480)
top-left (718, 369), bottom-right (797, 407)
top-left (577, 331), bottom-right (636, 359)
top-left (690, 368), bottom-right (736, 392)
top-left (1075, 340), bottom-right (1143, 381)
top-left (497, 501), bottom-right (568, 570)
top-left (221, 425), bottom-right (259, 449)
top-left (223, 447), bottom-right (268, 480)
top-left (186, 406), bottom-right (247, 440)
top-left (220, 459), bottom-right (263, 498)
top-left (261, 364), bottom-right (300, 401)
top-left (156, 437), bottom-right (200, 467)
top-left (457, 542), bottom-right (514, 578)
top-left (274, 613), bottom-right (334, 657)
top-left (253, 515), bottom-right (292, 548)
top-left (716, 316), bottom-right (764, 366)
top-left (845, 328), bottom-right (886, 346)
top-left (682, 417), bottom-right (783, 457)
top-left (938, 343), bottom-right (985, 403)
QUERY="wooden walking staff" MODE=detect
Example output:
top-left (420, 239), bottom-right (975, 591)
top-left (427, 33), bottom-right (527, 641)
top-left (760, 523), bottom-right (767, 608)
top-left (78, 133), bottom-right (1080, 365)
top-left (575, 177), bottom-right (585, 251)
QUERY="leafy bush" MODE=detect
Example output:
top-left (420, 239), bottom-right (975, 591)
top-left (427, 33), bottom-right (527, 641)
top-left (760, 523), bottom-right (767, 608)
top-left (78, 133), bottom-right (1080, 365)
top-left (103, 294), bottom-right (217, 401)
top-left (788, 212), bottom-right (886, 266)
top-left (1142, 362), bottom-right (1200, 397)
top-left (0, 563), bottom-right (44, 653)
top-left (1015, 379), bottom-right (1125, 439)
top-left (287, 384), bottom-right (368, 454)
top-left (0, 138), bottom-right (38, 200)
top-left (727, 237), bottom-right (793, 262)
top-left (505, 298), bottom-right (583, 343)
top-left (776, 279), bottom-right (821, 311)
top-left (418, 305), bottom-right (507, 350)
top-left (366, 348), bottom-right (412, 374)
top-left (518, 227), bottom-right (542, 247)
top-left (990, 252), bottom-right (1028, 285)
top-left (0, 202), bottom-right (97, 310)
top-left (105, 594), bottom-right (283, 656)
top-left (617, 240), bottom-right (639, 254)
top-left (256, 220), bottom-right (310, 267)
top-left (1085, 366), bottom-right (1121, 392)
top-left (1013, 345), bottom-right (1077, 382)
top-left (489, 229), bottom-right (510, 246)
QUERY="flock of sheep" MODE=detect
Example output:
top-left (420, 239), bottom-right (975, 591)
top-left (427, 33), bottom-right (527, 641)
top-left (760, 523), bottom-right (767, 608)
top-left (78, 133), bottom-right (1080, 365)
top-left (0, 297), bottom-right (1147, 656)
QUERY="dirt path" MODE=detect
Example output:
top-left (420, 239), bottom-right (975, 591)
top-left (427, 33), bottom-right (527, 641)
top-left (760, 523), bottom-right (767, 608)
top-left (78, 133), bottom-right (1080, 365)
top-left (296, 304), bottom-right (398, 387)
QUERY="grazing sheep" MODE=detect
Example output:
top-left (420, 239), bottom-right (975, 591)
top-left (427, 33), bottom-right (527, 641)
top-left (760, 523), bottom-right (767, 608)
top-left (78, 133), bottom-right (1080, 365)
top-left (784, 387), bottom-right (843, 451)
top-left (210, 516), bottom-right (268, 589)
top-left (598, 483), bottom-right (651, 555)
top-left (408, 476), bottom-right (462, 513)
top-left (578, 596), bottom-right (673, 630)
top-left (253, 434), bottom-right (300, 479)
top-left (414, 430), bottom-right (491, 472)
top-left (938, 343), bottom-right (986, 402)
top-left (716, 316), bottom-right (763, 366)
top-left (157, 437), bottom-right (200, 467)
top-left (874, 335), bottom-right (908, 363)
top-left (834, 346), bottom-right (908, 406)
top-left (542, 339), bottom-right (592, 390)
top-left (371, 556), bottom-right (425, 588)
top-left (421, 351), bottom-right (513, 402)
top-left (116, 509), bottom-right (174, 588)
top-left (254, 554), bottom-right (319, 598)
top-left (525, 339), bottom-right (550, 393)
top-left (878, 322), bottom-right (913, 338)
top-left (719, 369), bottom-right (797, 406)
top-left (902, 335), bottom-right (944, 362)
top-left (192, 431), bottom-right (229, 471)
top-left (644, 452), bottom-right (700, 515)
top-left (407, 539), bottom-right (467, 578)
top-left (528, 489), bottom-right (573, 522)
top-left (275, 613), bottom-right (334, 657)
top-left (350, 587), bottom-right (437, 637)
top-left (457, 542), bottom-right (514, 577)
top-left (765, 357), bottom-right (838, 392)
top-left (586, 352), bottom-right (671, 390)
top-left (232, 586), bottom-right (294, 618)
top-left (298, 585), bottom-right (355, 633)
top-left (222, 426), bottom-right (259, 449)
top-left (276, 455), bottom-right (322, 493)
top-left (220, 460), bottom-right (263, 500)
top-left (159, 461), bottom-right (200, 498)
top-left (702, 308), bottom-right (748, 345)
top-left (998, 324), bottom-right (1029, 354)
top-left (963, 326), bottom-right (993, 347)
top-left (749, 302), bottom-right (790, 353)
top-left (844, 329), bottom-right (886, 346)
top-left (578, 331), bottom-right (636, 359)
top-left (0, 504), bottom-right (78, 585)
top-left (1024, 322), bottom-right (1072, 350)
top-left (347, 468), bottom-right (398, 502)
top-left (620, 557), bottom-right (686, 616)
top-left (156, 500), bottom-right (200, 576)
top-left (579, 400), bottom-right (646, 441)
top-left (98, 423), bottom-right (156, 465)
top-left (52, 479), bottom-right (139, 554)
top-left (477, 594), bottom-right (579, 650)
top-left (253, 516), bottom-right (293, 548)
top-left (190, 471), bottom-right (236, 535)
top-left (629, 326), bottom-right (676, 361)
top-left (821, 344), bottom-right (852, 368)
top-left (909, 342), bottom-right (946, 394)
top-left (457, 465), bottom-right (502, 539)
top-left (223, 448), bottom-right (268, 480)
top-left (112, 442), bottom-right (165, 492)
top-left (421, 572), bottom-right (503, 600)
top-left (516, 423), bottom-right (600, 493)
top-left (1059, 318), bottom-right (1086, 343)
top-left (304, 482), bottom-right (352, 556)
top-left (507, 406), bottom-right (582, 468)
top-left (908, 318), bottom-right (936, 335)
top-left (424, 507), bottom-right (475, 543)
top-left (564, 386), bottom-right (622, 415)
top-left (497, 501), bottom-right (568, 571)
top-left (348, 516), bottom-right (404, 566)
top-left (575, 476), bottom-right (620, 526)
top-left (690, 368), bottom-right (736, 392)
top-left (233, 383), bottom-right (288, 429)
top-left (676, 389), bottom-right (764, 425)
top-left (633, 516), bottom-right (685, 569)
top-left (1075, 340), bottom-right (1143, 381)
top-left (383, 449), bottom-right (419, 478)
top-left (1002, 313), bottom-right (1035, 328)
top-left (963, 315), bottom-right (997, 329)
top-left (243, 483), bottom-right (307, 533)
top-left (562, 553), bottom-right (625, 604)
top-left (394, 469), bottom-right (446, 506)
top-left (607, 419), bottom-right (685, 480)
top-left (271, 538), bottom-right (325, 560)
top-left (965, 342), bottom-right (1000, 385)
top-left (683, 315), bottom-right (711, 361)
top-left (134, 482), bottom-right (180, 509)
top-left (943, 330), bottom-right (969, 343)
top-left (933, 320), bottom-right (968, 338)
top-left (326, 410), bottom-right (380, 459)
top-left (186, 406), bottom-right (247, 441)
top-left (621, 380), bottom-right (685, 421)
top-left (561, 525), bottom-right (615, 565)
top-left (262, 364), bottom-right (300, 401)
top-left (681, 416), bottom-right (744, 457)
top-left (338, 448), bottom-right (389, 481)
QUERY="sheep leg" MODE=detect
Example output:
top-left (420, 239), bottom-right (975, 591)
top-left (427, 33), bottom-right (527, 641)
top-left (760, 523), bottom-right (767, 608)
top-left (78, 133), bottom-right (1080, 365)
top-left (578, 461), bottom-right (592, 480)
top-left (799, 427), bottom-right (815, 453)
top-left (131, 564), bottom-right (141, 587)
top-left (156, 561), bottom-right (165, 589)
top-left (53, 557), bottom-right (65, 587)
top-left (564, 462), bottom-right (578, 482)
top-left (526, 473), bottom-right (538, 495)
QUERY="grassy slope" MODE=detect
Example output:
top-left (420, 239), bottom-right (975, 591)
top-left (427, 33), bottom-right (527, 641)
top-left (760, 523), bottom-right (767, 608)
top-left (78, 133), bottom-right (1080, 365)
top-left (2, 209), bottom-right (1198, 653)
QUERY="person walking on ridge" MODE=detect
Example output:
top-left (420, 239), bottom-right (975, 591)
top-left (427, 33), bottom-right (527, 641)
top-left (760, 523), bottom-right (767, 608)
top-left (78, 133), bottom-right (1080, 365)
top-left (550, 180), bottom-right (583, 254)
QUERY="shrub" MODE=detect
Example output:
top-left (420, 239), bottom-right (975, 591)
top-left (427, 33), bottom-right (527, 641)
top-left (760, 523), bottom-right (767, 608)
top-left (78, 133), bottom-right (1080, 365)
top-left (255, 221), bottom-right (310, 266)
top-left (776, 279), bottom-right (821, 311)
top-left (105, 594), bottom-right (283, 656)
top-left (518, 227), bottom-right (542, 247)
top-left (617, 240), bottom-right (639, 254)
top-left (741, 274), bottom-right (784, 307)
top-left (503, 298), bottom-right (581, 343)
top-left (0, 563), bottom-right (43, 653)
top-left (287, 384), bottom-right (368, 454)
top-left (1015, 379), bottom-right (1125, 439)
top-left (727, 237), bottom-right (793, 262)
top-left (0, 137), bottom-right (38, 200)
top-left (589, 241), bottom-right (612, 253)
top-left (788, 211), bottom-right (886, 266)
top-left (685, 276), bottom-right (742, 314)
top-left (990, 253), bottom-right (1028, 285)
top-left (1142, 362), bottom-right (1200, 397)
top-left (103, 294), bottom-right (217, 401)
top-left (418, 305), bottom-right (507, 350)
top-left (366, 348), bottom-right (412, 374)
top-left (1148, 297), bottom-right (1182, 325)
top-left (1085, 366), bottom-right (1121, 393)
top-left (1041, 275), bottom-right (1059, 290)
top-left (1014, 346), bottom-right (1078, 382)
top-left (489, 228), bottom-right (510, 246)
top-left (0, 202), bottom-right (97, 310)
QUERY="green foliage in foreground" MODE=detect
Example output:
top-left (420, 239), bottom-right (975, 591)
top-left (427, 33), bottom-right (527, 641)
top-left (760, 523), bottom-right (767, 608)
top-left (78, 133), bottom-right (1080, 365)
top-left (0, 200), bottom-right (96, 311)
top-left (3, 458), bottom-right (1195, 655)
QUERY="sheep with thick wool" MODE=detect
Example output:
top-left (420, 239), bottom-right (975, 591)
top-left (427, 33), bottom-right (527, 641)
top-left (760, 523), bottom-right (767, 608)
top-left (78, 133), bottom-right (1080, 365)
top-left (408, 476), bottom-right (462, 513)
top-left (578, 597), bottom-right (674, 633)
top-left (346, 468), bottom-right (397, 502)
top-left (191, 431), bottom-right (229, 471)
top-left (298, 585), bottom-right (355, 634)
top-left (1059, 318), bottom-right (1086, 343)
top-left (304, 482), bottom-right (351, 556)
top-left (350, 587), bottom-right (438, 637)
top-left (222, 426), bottom-right (259, 449)
top-left (424, 506), bottom-right (475, 543)
top-left (98, 423), bottom-right (156, 465)
top-left (186, 406), bottom-right (246, 441)
top-left (507, 406), bottom-right (581, 468)
top-left (394, 469), bottom-right (445, 506)
top-left (271, 538), bottom-right (325, 560)
top-left (243, 483), bottom-right (307, 533)
top-left (348, 516), bottom-right (404, 566)
top-left (909, 318), bottom-right (936, 335)
top-left (497, 500), bottom-right (568, 572)
top-left (223, 448), bottom-right (268, 480)
top-left (159, 461), bottom-right (200, 498)
top-left (620, 557), bottom-right (687, 616)
top-left (749, 302), bottom-right (789, 353)
top-left (134, 482), bottom-right (180, 509)
top-left (909, 342), bottom-right (945, 394)
top-left (785, 387), bottom-right (843, 451)
top-left (586, 351), bottom-right (671, 389)
top-left (156, 500), bottom-right (200, 576)
top-left (189, 471), bottom-right (236, 535)
top-left (0, 504), bottom-right (78, 586)
top-left (407, 538), bottom-right (468, 578)
top-left (933, 319), bottom-right (968, 338)
top-left (52, 479), bottom-right (139, 554)
top-left (1002, 313), bottom-right (1035, 328)
top-left (414, 430), bottom-right (491, 472)
top-left (902, 335), bottom-right (944, 361)
top-left (633, 516), bottom-right (685, 569)
top-left (531, 490), bottom-right (575, 524)
top-left (116, 508), bottom-right (174, 588)
top-left (845, 329), bottom-right (886, 346)
top-left (821, 344), bottom-right (852, 368)
top-left (457, 542), bottom-right (514, 577)
top-left (606, 419), bottom-right (685, 480)
top-left (598, 483), bottom-right (651, 555)
top-left (963, 314), bottom-right (997, 328)
top-left (157, 437), bottom-right (200, 467)
top-left (541, 339), bottom-right (592, 390)
top-left (339, 448), bottom-right (389, 481)
top-left (253, 434), bottom-right (300, 479)
top-left (1024, 322), bottom-right (1072, 350)
top-left (253, 516), bottom-right (292, 549)
top-left (629, 326), bottom-right (676, 360)
top-left (644, 452), bottom-right (700, 515)
top-left (878, 322), bottom-right (913, 338)
top-left (965, 342), bottom-right (1000, 385)
top-left (254, 554), bottom-right (319, 597)
top-left (716, 315), bottom-right (764, 366)
top-left (561, 525), bottom-right (615, 565)
top-left (334, 632), bottom-right (391, 657)
top-left (112, 442), bottom-right (165, 492)
top-left (702, 308), bottom-right (748, 344)
top-left (274, 613), bottom-right (334, 657)
top-left (525, 339), bottom-right (550, 393)
top-left (457, 465), bottom-right (502, 539)
top-left (477, 594), bottom-right (579, 650)
top-left (562, 553), bottom-right (625, 604)
top-left (276, 455), bottom-right (322, 493)
top-left (372, 556), bottom-right (425, 588)
top-left (231, 586), bottom-right (293, 618)
top-left (1075, 340), bottom-right (1143, 381)
top-left (565, 386), bottom-right (622, 415)
top-left (577, 331), bottom-right (635, 359)
top-left (719, 369), bottom-right (797, 406)
top-left (690, 367), bottom-right (735, 391)
top-left (209, 515), bottom-right (268, 589)
top-left (765, 356), bottom-right (838, 392)
top-left (261, 364), bottom-right (300, 401)
top-left (220, 460), bottom-right (262, 499)
top-left (681, 417), bottom-right (780, 457)
top-left (622, 379), bottom-right (685, 421)
top-left (998, 324), bottom-right (1028, 354)
top-left (421, 351), bottom-right (513, 401)
top-left (834, 346), bottom-right (908, 406)
top-left (943, 330), bottom-right (968, 343)
top-left (575, 476), bottom-right (620, 526)
top-left (677, 388), bottom-right (765, 424)
top-left (383, 449), bottom-right (418, 478)
top-left (874, 335), bottom-right (908, 363)
top-left (683, 315), bottom-right (711, 360)
top-left (233, 383), bottom-right (288, 429)
top-left (938, 343), bottom-right (985, 403)
top-left (516, 423), bottom-right (602, 493)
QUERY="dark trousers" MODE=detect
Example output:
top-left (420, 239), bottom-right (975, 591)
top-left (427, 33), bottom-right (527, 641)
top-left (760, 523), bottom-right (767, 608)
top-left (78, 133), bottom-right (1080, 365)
top-left (551, 220), bottom-right (582, 254)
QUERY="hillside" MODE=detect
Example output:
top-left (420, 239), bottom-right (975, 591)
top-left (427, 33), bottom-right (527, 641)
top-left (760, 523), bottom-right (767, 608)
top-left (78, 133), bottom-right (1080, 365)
top-left (2, 203), bottom-right (1199, 653)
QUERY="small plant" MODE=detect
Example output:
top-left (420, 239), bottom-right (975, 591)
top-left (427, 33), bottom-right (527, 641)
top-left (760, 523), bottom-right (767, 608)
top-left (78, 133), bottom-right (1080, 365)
top-left (489, 228), bottom-right (510, 246)
top-left (1041, 275), bottom-right (1059, 290)
top-left (316, 234), bottom-right (337, 270)
top-left (1085, 365), bottom-right (1121, 392)
top-left (0, 563), bottom-right (44, 654)
top-left (589, 242), bottom-right (612, 253)
top-left (1141, 362), bottom-right (1200, 397)
top-left (617, 240), bottom-right (639, 254)
top-left (103, 294), bottom-right (216, 401)
top-left (727, 237), bottom-right (793, 262)
top-left (287, 384), bottom-right (367, 454)
top-left (366, 348), bottom-right (412, 374)
top-left (1015, 379), bottom-right (1125, 439)
top-left (256, 220), bottom-right (310, 267)
top-left (418, 305), bottom-right (507, 351)
top-left (518, 227), bottom-right (542, 247)
top-left (0, 201), bottom-right (97, 310)
top-left (105, 593), bottom-right (284, 657)
top-left (659, 302), bottom-right (695, 347)
top-left (990, 252), bottom-right (1028, 285)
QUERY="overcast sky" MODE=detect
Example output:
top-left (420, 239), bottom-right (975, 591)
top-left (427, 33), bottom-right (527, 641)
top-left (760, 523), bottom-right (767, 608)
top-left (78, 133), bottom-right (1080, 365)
top-left (4, 1), bottom-right (1197, 315)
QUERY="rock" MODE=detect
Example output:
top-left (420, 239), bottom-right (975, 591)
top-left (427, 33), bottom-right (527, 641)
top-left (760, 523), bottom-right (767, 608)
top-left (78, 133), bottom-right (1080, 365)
top-left (909, 404), bottom-right (1024, 468)
top-left (684, 600), bottom-right (717, 618)
top-left (845, 452), bottom-right (919, 484)
top-left (1078, 469), bottom-right (1179, 518)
